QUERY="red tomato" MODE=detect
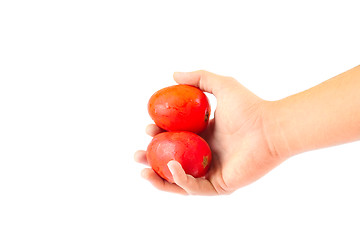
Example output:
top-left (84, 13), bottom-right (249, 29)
top-left (148, 85), bottom-right (211, 133)
top-left (146, 131), bottom-right (212, 183)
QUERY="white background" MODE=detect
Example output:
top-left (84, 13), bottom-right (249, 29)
top-left (1, 0), bottom-right (360, 239)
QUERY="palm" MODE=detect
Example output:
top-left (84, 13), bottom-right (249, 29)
top-left (200, 87), bottom-right (278, 192)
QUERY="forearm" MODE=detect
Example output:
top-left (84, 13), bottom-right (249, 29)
top-left (266, 65), bottom-right (360, 158)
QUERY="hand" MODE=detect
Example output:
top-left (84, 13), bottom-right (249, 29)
top-left (134, 70), bottom-right (285, 195)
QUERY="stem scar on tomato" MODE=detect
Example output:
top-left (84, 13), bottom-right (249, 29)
top-left (202, 156), bottom-right (209, 168)
top-left (204, 110), bottom-right (210, 122)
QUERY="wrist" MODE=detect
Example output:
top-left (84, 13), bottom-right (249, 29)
top-left (261, 100), bottom-right (297, 160)
top-left (261, 66), bottom-right (360, 161)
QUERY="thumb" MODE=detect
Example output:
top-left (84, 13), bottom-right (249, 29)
top-left (167, 160), bottom-right (218, 195)
top-left (173, 70), bottom-right (237, 97)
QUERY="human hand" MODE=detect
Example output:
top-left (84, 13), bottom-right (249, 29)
top-left (135, 70), bottom-right (285, 195)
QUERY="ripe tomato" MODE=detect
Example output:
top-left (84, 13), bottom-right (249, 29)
top-left (148, 85), bottom-right (211, 133)
top-left (146, 131), bottom-right (212, 183)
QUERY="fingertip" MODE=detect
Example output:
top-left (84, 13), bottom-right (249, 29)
top-left (145, 124), bottom-right (163, 136)
top-left (167, 160), bottom-right (182, 174)
top-left (173, 70), bottom-right (220, 95)
top-left (134, 150), bottom-right (144, 159)
top-left (173, 71), bottom-right (197, 85)
top-left (173, 72), bottom-right (181, 80)
top-left (173, 71), bottom-right (187, 77)
top-left (141, 168), bottom-right (151, 179)
top-left (134, 150), bottom-right (148, 165)
top-left (167, 160), bottom-right (188, 186)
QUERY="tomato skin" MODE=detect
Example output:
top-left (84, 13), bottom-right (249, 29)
top-left (148, 85), bottom-right (211, 133)
top-left (146, 131), bottom-right (212, 183)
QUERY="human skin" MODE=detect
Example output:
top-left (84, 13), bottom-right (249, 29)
top-left (266, 65), bottom-right (360, 157)
top-left (134, 65), bottom-right (360, 195)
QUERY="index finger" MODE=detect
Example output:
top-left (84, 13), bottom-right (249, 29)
top-left (173, 70), bottom-right (230, 97)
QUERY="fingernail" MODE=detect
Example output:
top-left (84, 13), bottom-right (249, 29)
top-left (167, 160), bottom-right (176, 175)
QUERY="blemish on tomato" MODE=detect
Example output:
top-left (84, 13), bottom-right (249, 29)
top-left (202, 156), bottom-right (209, 168)
top-left (204, 110), bottom-right (209, 122)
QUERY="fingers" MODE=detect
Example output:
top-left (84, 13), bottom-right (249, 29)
top-left (140, 119), bottom-right (219, 195)
top-left (141, 168), bottom-right (188, 195)
top-left (145, 124), bottom-right (164, 137)
top-left (173, 70), bottom-right (236, 97)
top-left (134, 125), bottom-right (164, 166)
top-left (167, 160), bottom-right (218, 195)
top-left (138, 160), bottom-right (219, 195)
top-left (134, 150), bottom-right (148, 165)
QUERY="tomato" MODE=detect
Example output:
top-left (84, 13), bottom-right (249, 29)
top-left (148, 85), bottom-right (211, 133)
top-left (146, 131), bottom-right (212, 183)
